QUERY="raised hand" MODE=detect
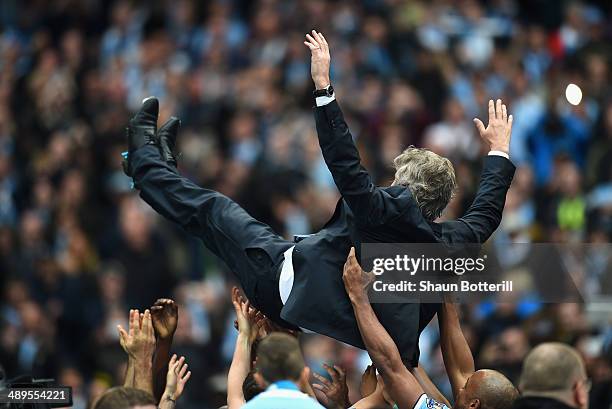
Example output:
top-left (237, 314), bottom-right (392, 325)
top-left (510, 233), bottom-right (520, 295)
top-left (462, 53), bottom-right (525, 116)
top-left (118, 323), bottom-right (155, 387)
top-left (342, 247), bottom-right (374, 303)
top-left (231, 286), bottom-right (261, 345)
top-left (117, 309), bottom-right (156, 361)
top-left (312, 364), bottom-right (350, 409)
top-left (304, 30), bottom-right (331, 90)
top-left (151, 298), bottom-right (178, 341)
top-left (360, 364), bottom-right (377, 398)
top-left (473, 99), bottom-right (513, 155)
top-left (163, 354), bottom-right (191, 402)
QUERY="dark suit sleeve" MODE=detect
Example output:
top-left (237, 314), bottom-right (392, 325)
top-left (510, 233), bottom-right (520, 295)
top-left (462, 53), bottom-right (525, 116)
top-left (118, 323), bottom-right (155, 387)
top-left (314, 100), bottom-right (403, 225)
top-left (454, 155), bottom-right (516, 243)
top-left (129, 144), bottom-right (209, 236)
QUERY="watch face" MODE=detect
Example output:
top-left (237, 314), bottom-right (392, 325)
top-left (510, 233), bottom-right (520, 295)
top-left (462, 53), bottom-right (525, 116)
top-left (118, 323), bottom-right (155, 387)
top-left (326, 86), bottom-right (334, 96)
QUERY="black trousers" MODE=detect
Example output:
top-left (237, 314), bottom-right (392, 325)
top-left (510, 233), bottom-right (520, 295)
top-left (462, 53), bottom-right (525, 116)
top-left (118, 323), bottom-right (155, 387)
top-left (134, 147), bottom-right (295, 327)
top-left (187, 188), bottom-right (294, 326)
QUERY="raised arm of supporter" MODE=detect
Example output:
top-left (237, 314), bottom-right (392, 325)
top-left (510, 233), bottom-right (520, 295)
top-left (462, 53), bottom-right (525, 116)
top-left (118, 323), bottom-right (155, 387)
top-left (151, 298), bottom-right (178, 401)
top-left (118, 309), bottom-right (156, 396)
top-left (227, 287), bottom-right (262, 409)
top-left (312, 364), bottom-right (351, 409)
top-left (159, 354), bottom-right (191, 409)
top-left (438, 301), bottom-right (475, 401)
top-left (119, 309), bottom-right (139, 388)
top-left (342, 248), bottom-right (425, 409)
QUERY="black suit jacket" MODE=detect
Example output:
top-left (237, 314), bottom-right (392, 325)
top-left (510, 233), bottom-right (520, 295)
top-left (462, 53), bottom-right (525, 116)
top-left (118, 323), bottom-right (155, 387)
top-left (280, 100), bottom-right (515, 363)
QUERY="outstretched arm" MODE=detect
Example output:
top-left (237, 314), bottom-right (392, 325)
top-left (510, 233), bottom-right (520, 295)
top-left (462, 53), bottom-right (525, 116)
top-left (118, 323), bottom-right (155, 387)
top-left (118, 309), bottom-right (156, 396)
top-left (438, 302), bottom-right (475, 401)
top-left (342, 248), bottom-right (425, 409)
top-left (455, 99), bottom-right (515, 243)
top-left (151, 299), bottom-right (178, 401)
top-left (227, 287), bottom-right (261, 409)
top-left (305, 31), bottom-right (401, 225)
top-left (159, 354), bottom-right (191, 409)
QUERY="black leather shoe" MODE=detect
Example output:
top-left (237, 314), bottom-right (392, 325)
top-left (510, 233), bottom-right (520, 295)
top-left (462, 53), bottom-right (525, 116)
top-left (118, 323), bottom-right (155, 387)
top-left (124, 97), bottom-right (159, 176)
top-left (158, 116), bottom-right (181, 166)
top-left (127, 96), bottom-right (159, 152)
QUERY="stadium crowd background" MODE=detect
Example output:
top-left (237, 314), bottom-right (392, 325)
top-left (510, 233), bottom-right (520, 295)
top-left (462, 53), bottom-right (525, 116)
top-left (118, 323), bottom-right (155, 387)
top-left (1, 0), bottom-right (612, 408)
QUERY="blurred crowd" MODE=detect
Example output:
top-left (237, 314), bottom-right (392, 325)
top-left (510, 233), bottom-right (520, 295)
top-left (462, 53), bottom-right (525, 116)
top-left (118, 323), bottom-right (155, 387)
top-left (1, 0), bottom-right (612, 408)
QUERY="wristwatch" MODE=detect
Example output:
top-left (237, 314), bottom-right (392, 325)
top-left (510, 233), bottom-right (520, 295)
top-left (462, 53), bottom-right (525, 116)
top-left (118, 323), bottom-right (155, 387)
top-left (313, 84), bottom-right (334, 98)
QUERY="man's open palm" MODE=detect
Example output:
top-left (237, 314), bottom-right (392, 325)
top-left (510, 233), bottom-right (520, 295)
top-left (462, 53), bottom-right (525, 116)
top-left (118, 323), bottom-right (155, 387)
top-left (473, 99), bottom-right (513, 154)
top-left (304, 30), bottom-right (331, 90)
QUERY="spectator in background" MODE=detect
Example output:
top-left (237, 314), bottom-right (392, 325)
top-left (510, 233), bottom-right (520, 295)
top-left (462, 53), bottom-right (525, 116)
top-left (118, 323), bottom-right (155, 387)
top-left (514, 343), bottom-right (590, 409)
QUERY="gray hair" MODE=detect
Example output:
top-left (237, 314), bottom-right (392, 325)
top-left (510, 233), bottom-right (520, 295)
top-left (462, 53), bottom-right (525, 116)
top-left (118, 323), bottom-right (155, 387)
top-left (392, 147), bottom-right (457, 221)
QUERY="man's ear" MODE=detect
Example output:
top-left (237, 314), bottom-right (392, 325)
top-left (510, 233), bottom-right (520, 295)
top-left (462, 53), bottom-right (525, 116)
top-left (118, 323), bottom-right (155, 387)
top-left (254, 371), bottom-right (267, 389)
top-left (297, 366), bottom-right (311, 391)
top-left (468, 398), bottom-right (481, 409)
top-left (574, 382), bottom-right (588, 409)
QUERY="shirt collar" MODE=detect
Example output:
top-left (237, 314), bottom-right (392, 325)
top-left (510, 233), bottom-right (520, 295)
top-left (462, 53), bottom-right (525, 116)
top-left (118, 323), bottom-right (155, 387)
top-left (268, 380), bottom-right (300, 391)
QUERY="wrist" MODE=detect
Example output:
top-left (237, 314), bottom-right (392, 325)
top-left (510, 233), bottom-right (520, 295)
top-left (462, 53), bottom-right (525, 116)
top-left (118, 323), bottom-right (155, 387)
top-left (162, 390), bottom-right (176, 401)
top-left (489, 145), bottom-right (509, 155)
top-left (314, 78), bottom-right (330, 90)
top-left (349, 291), bottom-right (368, 306)
top-left (133, 355), bottom-right (153, 369)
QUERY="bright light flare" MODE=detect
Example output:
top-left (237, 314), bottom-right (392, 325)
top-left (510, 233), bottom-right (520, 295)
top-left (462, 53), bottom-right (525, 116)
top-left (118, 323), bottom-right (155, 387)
top-left (565, 83), bottom-right (583, 106)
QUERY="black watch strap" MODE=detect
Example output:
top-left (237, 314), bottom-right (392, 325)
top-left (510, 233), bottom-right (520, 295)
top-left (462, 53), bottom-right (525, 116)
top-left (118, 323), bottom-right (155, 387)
top-left (313, 85), bottom-right (334, 98)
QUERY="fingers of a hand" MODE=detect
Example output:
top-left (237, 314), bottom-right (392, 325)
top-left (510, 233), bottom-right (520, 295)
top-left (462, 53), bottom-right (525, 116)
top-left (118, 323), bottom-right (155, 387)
top-left (508, 114), bottom-right (514, 131)
top-left (130, 309), bottom-right (139, 335)
top-left (169, 354), bottom-right (177, 366)
top-left (323, 364), bottom-right (339, 382)
top-left (333, 365), bottom-right (346, 380)
top-left (319, 32), bottom-right (328, 47)
top-left (143, 310), bottom-right (153, 335)
top-left (154, 298), bottom-right (171, 306)
top-left (313, 372), bottom-right (331, 387)
top-left (488, 99), bottom-right (495, 122)
top-left (231, 288), bottom-right (241, 308)
top-left (305, 33), bottom-right (317, 46)
top-left (117, 325), bottom-right (127, 340)
top-left (242, 300), bottom-right (251, 316)
top-left (311, 30), bottom-right (322, 45)
top-left (304, 41), bottom-right (317, 50)
top-left (182, 371), bottom-right (191, 383)
top-left (502, 104), bottom-right (507, 121)
top-left (346, 247), bottom-right (357, 267)
top-left (178, 362), bottom-right (188, 378)
top-left (312, 383), bottom-right (327, 391)
top-left (496, 99), bottom-right (502, 119)
top-left (473, 118), bottom-right (486, 134)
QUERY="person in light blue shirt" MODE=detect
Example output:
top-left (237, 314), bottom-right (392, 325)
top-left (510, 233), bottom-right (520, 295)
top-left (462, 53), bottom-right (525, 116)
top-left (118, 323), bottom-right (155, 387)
top-left (242, 332), bottom-right (324, 409)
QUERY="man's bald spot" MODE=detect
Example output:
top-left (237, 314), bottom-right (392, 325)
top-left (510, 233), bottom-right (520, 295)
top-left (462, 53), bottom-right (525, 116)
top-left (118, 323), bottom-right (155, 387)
top-left (470, 369), bottom-right (518, 409)
top-left (519, 343), bottom-right (585, 393)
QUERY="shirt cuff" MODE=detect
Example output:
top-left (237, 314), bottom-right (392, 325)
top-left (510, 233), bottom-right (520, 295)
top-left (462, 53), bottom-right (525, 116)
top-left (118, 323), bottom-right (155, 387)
top-left (315, 94), bottom-right (336, 107)
top-left (488, 150), bottom-right (510, 160)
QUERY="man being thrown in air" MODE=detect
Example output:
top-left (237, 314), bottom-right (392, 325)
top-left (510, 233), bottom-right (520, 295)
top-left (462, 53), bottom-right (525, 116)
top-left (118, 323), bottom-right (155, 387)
top-left (122, 31), bottom-right (515, 365)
